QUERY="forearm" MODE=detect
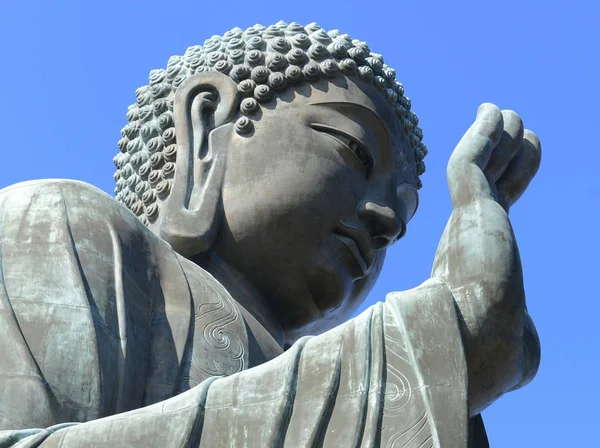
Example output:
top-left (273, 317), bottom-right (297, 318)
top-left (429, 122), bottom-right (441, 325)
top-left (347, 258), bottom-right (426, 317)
top-left (430, 195), bottom-right (543, 415)
top-left (432, 216), bottom-right (540, 416)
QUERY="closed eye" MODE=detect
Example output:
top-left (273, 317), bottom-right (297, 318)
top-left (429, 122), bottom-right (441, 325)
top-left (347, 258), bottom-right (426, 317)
top-left (309, 124), bottom-right (374, 178)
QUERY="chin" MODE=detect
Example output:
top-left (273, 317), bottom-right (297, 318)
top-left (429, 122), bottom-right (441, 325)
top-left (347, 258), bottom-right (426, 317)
top-left (280, 264), bottom-right (360, 347)
top-left (305, 258), bottom-right (353, 313)
top-left (282, 290), bottom-right (361, 348)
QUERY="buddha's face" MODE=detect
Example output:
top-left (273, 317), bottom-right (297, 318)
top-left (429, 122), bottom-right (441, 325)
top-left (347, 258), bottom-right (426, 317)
top-left (210, 77), bottom-right (419, 340)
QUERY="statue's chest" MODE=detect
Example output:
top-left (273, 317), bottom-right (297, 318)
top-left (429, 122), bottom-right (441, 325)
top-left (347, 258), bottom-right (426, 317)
top-left (176, 266), bottom-right (282, 390)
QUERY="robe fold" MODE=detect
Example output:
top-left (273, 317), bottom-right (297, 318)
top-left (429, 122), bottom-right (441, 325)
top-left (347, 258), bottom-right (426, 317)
top-left (0, 180), bottom-right (488, 447)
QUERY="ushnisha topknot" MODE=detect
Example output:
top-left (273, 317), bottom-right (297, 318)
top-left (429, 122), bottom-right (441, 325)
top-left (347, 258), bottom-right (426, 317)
top-left (113, 21), bottom-right (428, 226)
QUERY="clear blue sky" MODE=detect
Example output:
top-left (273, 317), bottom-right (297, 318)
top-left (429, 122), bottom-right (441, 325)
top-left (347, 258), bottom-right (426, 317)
top-left (1, 1), bottom-right (598, 446)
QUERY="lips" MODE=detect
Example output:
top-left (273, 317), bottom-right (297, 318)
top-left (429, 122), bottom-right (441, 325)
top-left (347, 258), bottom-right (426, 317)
top-left (333, 222), bottom-right (376, 278)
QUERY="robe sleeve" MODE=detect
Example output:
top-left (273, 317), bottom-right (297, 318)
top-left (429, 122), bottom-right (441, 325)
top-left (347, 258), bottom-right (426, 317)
top-left (2, 279), bottom-right (488, 447)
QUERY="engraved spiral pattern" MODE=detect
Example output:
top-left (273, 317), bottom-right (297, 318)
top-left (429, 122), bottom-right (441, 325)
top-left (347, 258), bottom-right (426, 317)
top-left (115, 21), bottom-right (427, 224)
top-left (177, 269), bottom-right (248, 387)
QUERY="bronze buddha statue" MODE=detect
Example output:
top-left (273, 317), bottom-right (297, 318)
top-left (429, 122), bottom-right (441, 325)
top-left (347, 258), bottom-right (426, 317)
top-left (0, 21), bottom-right (541, 447)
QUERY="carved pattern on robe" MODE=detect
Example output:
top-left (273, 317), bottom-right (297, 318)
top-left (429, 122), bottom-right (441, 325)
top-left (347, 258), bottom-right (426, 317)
top-left (178, 268), bottom-right (248, 389)
top-left (381, 304), bottom-right (434, 447)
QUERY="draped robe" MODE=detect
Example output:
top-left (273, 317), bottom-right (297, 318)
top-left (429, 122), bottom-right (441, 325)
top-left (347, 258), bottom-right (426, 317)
top-left (0, 180), bottom-right (489, 447)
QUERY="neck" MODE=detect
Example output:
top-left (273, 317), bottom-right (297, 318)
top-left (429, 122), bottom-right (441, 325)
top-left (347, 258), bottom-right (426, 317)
top-left (191, 252), bottom-right (285, 348)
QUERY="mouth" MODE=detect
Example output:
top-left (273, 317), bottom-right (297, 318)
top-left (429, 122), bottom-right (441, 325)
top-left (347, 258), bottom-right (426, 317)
top-left (332, 222), bottom-right (377, 278)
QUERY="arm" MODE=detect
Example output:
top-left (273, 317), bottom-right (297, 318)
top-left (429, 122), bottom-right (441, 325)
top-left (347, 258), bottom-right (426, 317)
top-left (4, 293), bottom-right (470, 447)
top-left (431, 104), bottom-right (541, 416)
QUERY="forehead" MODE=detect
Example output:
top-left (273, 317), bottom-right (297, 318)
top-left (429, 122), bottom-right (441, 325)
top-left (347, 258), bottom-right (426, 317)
top-left (309, 77), bottom-right (404, 138)
top-left (272, 77), bottom-right (402, 130)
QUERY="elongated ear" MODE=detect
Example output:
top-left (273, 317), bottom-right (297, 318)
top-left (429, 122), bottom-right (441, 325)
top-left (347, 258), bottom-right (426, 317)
top-left (156, 72), bottom-right (240, 256)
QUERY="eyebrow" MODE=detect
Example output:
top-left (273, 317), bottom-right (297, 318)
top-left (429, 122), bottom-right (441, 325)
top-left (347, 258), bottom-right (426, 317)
top-left (309, 101), bottom-right (391, 142)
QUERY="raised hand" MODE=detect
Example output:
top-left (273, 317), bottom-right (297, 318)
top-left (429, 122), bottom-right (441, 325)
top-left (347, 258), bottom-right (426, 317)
top-left (431, 103), bottom-right (541, 416)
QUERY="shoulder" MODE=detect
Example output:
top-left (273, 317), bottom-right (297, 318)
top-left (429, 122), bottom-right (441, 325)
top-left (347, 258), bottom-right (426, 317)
top-left (0, 179), bottom-right (137, 231)
top-left (0, 179), bottom-right (111, 200)
top-left (0, 179), bottom-right (157, 254)
top-left (0, 178), bottom-right (167, 318)
top-left (0, 179), bottom-right (133, 221)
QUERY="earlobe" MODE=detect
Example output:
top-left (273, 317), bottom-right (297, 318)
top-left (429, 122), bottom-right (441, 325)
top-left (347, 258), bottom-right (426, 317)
top-left (157, 72), bottom-right (240, 257)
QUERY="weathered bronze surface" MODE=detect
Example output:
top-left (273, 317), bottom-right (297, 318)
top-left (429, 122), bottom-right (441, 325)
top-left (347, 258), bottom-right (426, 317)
top-left (0, 21), bottom-right (541, 447)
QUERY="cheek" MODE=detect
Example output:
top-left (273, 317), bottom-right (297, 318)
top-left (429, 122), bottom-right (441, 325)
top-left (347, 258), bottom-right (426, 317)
top-left (223, 145), bottom-right (365, 242)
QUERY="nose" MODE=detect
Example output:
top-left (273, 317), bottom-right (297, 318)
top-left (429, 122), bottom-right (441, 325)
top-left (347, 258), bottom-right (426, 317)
top-left (357, 201), bottom-right (405, 250)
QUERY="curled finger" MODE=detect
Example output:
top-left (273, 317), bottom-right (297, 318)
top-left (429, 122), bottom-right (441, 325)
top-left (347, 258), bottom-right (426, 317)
top-left (484, 110), bottom-right (524, 181)
top-left (497, 130), bottom-right (542, 211)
